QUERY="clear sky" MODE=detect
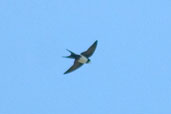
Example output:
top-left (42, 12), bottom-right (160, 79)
top-left (0, 0), bottom-right (171, 114)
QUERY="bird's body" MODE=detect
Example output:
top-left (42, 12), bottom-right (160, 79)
top-left (78, 55), bottom-right (89, 64)
top-left (63, 40), bottom-right (98, 74)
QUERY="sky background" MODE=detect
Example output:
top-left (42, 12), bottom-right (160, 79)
top-left (0, 0), bottom-right (171, 114)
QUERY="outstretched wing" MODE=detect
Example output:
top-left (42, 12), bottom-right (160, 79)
top-left (81, 40), bottom-right (98, 58)
top-left (64, 60), bottom-right (83, 74)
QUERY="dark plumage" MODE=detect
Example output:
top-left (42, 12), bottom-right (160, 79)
top-left (63, 40), bottom-right (98, 74)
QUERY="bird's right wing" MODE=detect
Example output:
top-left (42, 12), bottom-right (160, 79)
top-left (81, 40), bottom-right (98, 58)
top-left (64, 60), bottom-right (83, 74)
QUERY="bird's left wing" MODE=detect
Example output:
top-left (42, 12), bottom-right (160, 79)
top-left (64, 60), bottom-right (83, 74)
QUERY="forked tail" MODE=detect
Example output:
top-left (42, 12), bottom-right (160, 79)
top-left (63, 49), bottom-right (77, 59)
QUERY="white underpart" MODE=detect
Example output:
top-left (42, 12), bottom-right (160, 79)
top-left (78, 55), bottom-right (88, 64)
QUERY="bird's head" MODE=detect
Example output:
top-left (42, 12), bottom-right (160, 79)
top-left (86, 59), bottom-right (91, 64)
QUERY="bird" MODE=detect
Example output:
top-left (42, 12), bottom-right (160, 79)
top-left (63, 40), bottom-right (98, 74)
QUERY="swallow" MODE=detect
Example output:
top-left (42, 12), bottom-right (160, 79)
top-left (63, 40), bottom-right (98, 74)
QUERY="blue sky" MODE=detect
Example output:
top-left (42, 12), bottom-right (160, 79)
top-left (0, 0), bottom-right (171, 114)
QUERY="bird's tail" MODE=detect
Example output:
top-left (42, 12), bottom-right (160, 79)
top-left (63, 49), bottom-right (77, 59)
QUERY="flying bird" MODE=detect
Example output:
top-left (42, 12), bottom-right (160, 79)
top-left (63, 40), bottom-right (98, 74)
